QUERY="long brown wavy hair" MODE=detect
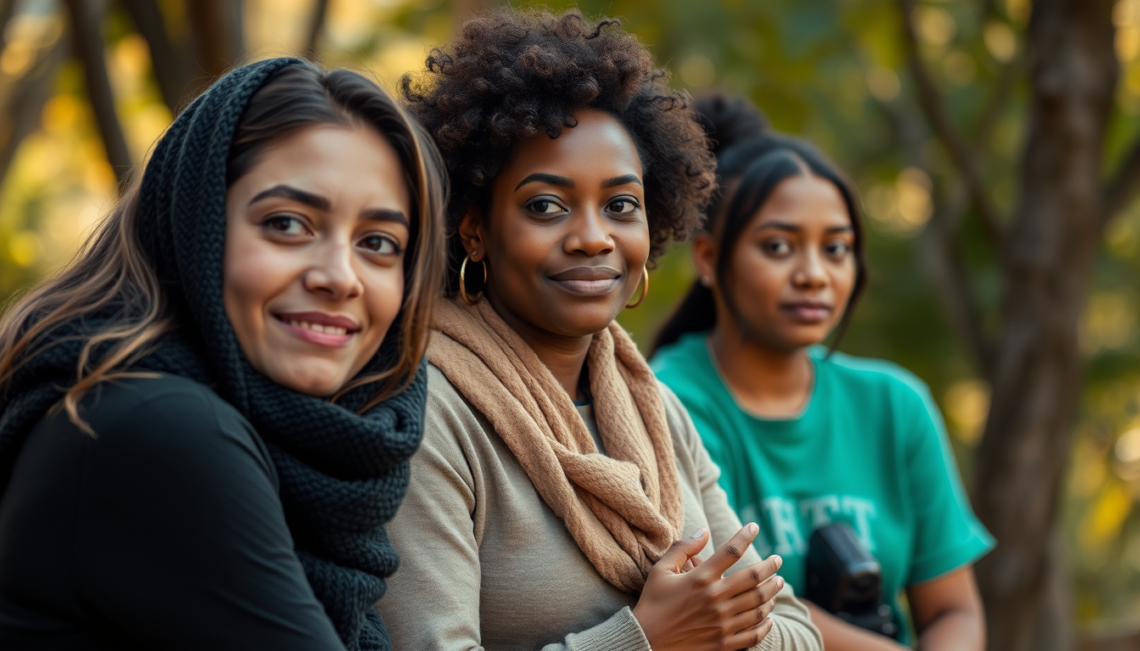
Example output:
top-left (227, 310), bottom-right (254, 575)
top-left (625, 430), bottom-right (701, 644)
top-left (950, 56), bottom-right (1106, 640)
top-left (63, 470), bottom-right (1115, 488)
top-left (0, 61), bottom-right (447, 432)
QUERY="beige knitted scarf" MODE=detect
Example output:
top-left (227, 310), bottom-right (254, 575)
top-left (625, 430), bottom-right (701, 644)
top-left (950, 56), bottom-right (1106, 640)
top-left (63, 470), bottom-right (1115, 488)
top-left (427, 297), bottom-right (685, 593)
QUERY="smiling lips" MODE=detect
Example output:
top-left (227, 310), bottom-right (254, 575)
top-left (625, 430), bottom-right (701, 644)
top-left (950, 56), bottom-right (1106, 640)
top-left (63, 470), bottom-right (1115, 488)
top-left (274, 311), bottom-right (361, 348)
top-left (781, 301), bottom-right (833, 324)
top-left (548, 266), bottom-right (622, 296)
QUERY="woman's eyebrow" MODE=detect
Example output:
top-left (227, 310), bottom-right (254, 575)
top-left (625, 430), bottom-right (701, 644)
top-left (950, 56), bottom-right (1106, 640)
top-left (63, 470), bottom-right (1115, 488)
top-left (602, 174), bottom-right (642, 188)
top-left (515, 173), bottom-right (574, 190)
top-left (362, 208), bottom-right (410, 226)
top-left (249, 184), bottom-right (330, 210)
top-left (754, 221), bottom-right (800, 232)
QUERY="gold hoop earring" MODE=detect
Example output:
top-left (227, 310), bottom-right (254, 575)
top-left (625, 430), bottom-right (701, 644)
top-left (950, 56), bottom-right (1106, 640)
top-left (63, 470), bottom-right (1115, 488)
top-left (625, 266), bottom-right (649, 309)
top-left (459, 253), bottom-right (487, 306)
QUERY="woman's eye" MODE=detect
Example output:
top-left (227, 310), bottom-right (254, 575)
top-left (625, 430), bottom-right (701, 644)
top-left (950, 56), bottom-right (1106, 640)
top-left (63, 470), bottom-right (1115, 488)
top-left (359, 234), bottom-right (402, 256)
top-left (826, 241), bottom-right (852, 257)
top-left (764, 239), bottom-right (792, 255)
top-left (527, 199), bottom-right (566, 216)
top-left (264, 215), bottom-right (310, 237)
top-left (607, 198), bottom-right (639, 215)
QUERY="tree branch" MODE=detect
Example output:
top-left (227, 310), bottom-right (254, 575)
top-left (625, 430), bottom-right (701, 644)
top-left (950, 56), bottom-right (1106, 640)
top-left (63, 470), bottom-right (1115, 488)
top-left (862, 59), bottom-right (993, 374)
top-left (1101, 136), bottom-right (1140, 224)
top-left (64, 0), bottom-right (132, 189)
top-left (304, 0), bottom-right (329, 58)
top-left (0, 0), bottom-right (17, 48)
top-left (0, 38), bottom-right (67, 185)
top-left (121, 0), bottom-right (192, 114)
top-left (922, 185), bottom-right (996, 378)
top-left (972, 56), bottom-right (1022, 145)
top-left (186, 0), bottom-right (244, 96)
top-left (899, 0), bottom-right (1006, 248)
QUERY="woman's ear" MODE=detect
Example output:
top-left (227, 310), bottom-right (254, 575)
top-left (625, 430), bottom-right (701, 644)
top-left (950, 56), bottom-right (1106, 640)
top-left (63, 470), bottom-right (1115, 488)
top-left (691, 231), bottom-right (717, 288)
top-left (458, 209), bottom-right (486, 262)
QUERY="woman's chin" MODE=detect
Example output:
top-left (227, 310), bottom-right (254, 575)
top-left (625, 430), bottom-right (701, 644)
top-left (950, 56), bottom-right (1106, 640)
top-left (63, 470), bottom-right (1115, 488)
top-left (260, 361), bottom-right (349, 397)
top-left (547, 305), bottom-right (624, 338)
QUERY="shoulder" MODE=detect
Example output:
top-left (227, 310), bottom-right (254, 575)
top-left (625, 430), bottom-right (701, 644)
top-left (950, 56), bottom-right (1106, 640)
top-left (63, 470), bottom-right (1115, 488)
top-left (651, 334), bottom-right (722, 415)
top-left (656, 380), bottom-right (689, 428)
top-left (68, 374), bottom-right (273, 479)
top-left (656, 380), bottom-right (706, 459)
top-left (422, 363), bottom-right (491, 454)
top-left (816, 348), bottom-right (935, 408)
top-left (79, 374), bottom-right (240, 428)
top-left (425, 363), bottom-right (482, 429)
top-left (650, 332), bottom-right (708, 383)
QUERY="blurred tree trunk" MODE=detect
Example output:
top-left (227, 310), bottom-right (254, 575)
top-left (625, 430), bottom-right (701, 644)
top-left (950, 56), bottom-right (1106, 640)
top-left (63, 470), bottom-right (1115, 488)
top-left (122, 0), bottom-right (246, 113)
top-left (186, 0), bottom-right (244, 96)
top-left (121, 0), bottom-right (194, 113)
top-left (901, 0), bottom-right (1127, 649)
top-left (304, 0), bottom-right (329, 57)
top-left (0, 38), bottom-right (66, 184)
top-left (65, 0), bottom-right (133, 187)
top-left (974, 1), bottom-right (1116, 650)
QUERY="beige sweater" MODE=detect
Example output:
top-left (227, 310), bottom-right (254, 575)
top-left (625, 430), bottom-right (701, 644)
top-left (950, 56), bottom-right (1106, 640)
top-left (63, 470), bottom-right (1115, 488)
top-left (377, 365), bottom-right (822, 651)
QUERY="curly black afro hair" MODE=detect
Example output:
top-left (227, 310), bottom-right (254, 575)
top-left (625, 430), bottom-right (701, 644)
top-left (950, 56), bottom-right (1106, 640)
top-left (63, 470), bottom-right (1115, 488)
top-left (400, 8), bottom-right (716, 291)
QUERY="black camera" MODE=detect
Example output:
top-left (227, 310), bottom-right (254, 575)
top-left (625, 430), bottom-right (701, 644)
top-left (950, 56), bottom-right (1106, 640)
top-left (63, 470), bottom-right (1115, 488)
top-left (805, 522), bottom-right (899, 639)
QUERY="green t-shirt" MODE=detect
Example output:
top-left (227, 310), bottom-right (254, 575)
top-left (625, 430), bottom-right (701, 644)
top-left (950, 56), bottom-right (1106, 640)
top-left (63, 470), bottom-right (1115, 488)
top-left (651, 333), bottom-right (994, 645)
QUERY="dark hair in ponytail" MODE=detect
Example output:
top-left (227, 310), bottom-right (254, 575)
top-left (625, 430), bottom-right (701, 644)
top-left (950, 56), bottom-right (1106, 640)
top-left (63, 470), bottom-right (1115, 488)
top-left (650, 93), bottom-right (867, 356)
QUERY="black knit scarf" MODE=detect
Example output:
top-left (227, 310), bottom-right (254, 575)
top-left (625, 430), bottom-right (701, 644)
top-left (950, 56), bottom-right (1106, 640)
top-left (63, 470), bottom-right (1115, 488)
top-left (0, 58), bottom-right (425, 651)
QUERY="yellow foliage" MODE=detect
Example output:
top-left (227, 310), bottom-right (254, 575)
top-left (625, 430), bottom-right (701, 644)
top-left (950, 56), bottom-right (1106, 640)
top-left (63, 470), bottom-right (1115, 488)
top-left (327, 0), bottom-right (382, 51)
top-left (916, 7), bottom-right (955, 47)
top-left (1072, 437), bottom-right (1108, 498)
top-left (895, 168), bottom-right (933, 227)
top-left (1080, 483), bottom-right (1133, 549)
top-left (1116, 0), bottom-right (1140, 27)
top-left (245, 0), bottom-right (310, 54)
top-left (6, 231), bottom-right (39, 267)
top-left (865, 66), bottom-right (900, 102)
top-left (1118, 26), bottom-right (1140, 62)
top-left (862, 169), bottom-right (933, 237)
top-left (42, 95), bottom-right (83, 134)
top-left (943, 51), bottom-right (976, 86)
top-left (369, 38), bottom-right (432, 90)
top-left (1081, 290), bottom-right (1138, 354)
top-left (1006, 0), bottom-right (1030, 25)
top-left (984, 21), bottom-right (1017, 62)
top-left (112, 34), bottom-right (151, 82)
top-left (1, 41), bottom-right (33, 77)
top-left (679, 54), bottom-right (716, 89)
top-left (944, 380), bottom-right (990, 445)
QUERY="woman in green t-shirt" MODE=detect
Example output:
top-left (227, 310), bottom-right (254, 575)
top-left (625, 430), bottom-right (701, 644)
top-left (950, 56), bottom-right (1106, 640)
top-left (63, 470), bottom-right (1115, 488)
top-left (650, 94), bottom-right (993, 651)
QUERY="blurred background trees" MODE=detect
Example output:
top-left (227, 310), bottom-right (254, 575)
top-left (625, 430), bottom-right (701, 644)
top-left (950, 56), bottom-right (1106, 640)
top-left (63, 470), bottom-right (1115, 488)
top-left (3, 0), bottom-right (1140, 648)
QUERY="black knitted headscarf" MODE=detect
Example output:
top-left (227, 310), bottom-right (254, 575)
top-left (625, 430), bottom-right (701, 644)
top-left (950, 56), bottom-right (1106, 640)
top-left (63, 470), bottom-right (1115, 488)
top-left (0, 58), bottom-right (425, 650)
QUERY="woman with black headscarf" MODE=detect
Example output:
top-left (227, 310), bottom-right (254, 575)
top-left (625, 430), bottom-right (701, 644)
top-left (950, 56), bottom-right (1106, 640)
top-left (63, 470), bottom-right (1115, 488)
top-left (0, 58), bottom-right (446, 650)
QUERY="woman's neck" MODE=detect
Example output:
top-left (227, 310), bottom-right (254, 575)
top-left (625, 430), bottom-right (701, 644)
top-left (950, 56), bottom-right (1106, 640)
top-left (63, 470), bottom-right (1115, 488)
top-left (707, 320), bottom-right (814, 418)
top-left (486, 292), bottom-right (592, 401)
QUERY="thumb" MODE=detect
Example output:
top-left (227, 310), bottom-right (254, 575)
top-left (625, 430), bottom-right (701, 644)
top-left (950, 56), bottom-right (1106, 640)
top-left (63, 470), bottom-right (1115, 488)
top-left (657, 527), bottom-right (709, 574)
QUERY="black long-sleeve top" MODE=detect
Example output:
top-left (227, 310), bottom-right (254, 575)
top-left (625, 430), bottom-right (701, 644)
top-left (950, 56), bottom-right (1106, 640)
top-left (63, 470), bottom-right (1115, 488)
top-left (0, 374), bottom-right (348, 650)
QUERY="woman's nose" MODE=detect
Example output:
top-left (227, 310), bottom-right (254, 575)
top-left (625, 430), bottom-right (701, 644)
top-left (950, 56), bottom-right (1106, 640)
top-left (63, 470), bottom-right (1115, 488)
top-left (303, 241), bottom-right (363, 299)
top-left (791, 250), bottom-right (828, 288)
top-left (564, 209), bottom-right (615, 256)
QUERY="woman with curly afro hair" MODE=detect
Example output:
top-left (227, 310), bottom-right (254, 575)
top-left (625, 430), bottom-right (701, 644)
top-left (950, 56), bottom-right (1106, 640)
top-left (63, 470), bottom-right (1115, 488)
top-left (377, 8), bottom-right (822, 651)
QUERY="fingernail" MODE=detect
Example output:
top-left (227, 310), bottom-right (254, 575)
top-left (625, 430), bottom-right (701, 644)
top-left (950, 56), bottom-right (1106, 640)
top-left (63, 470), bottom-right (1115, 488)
top-left (773, 555), bottom-right (783, 569)
top-left (689, 527), bottom-right (707, 540)
top-left (777, 576), bottom-right (785, 590)
top-left (747, 522), bottom-right (759, 535)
